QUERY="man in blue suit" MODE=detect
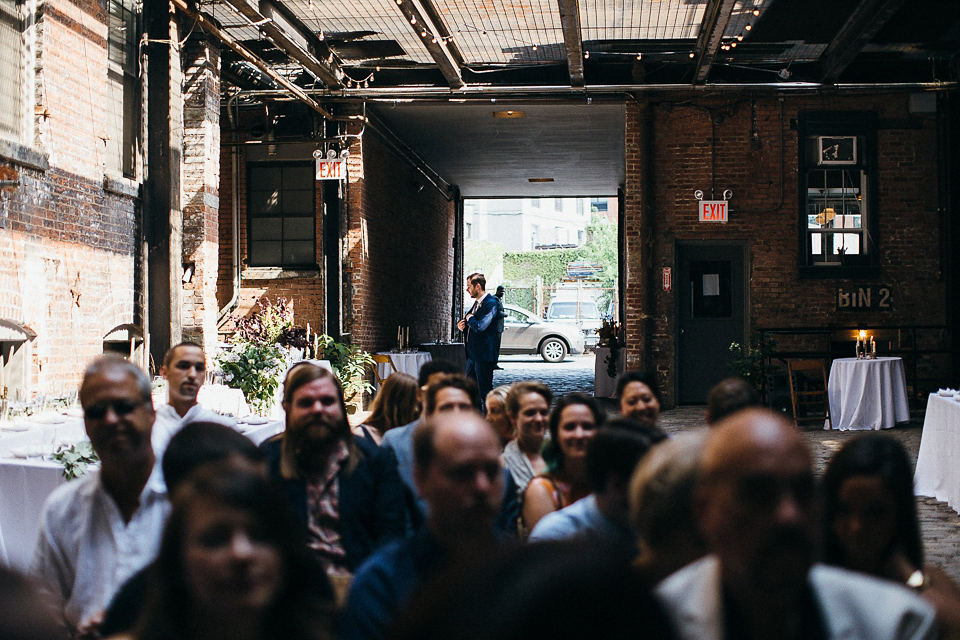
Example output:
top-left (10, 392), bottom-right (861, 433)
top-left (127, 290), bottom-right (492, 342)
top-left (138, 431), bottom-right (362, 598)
top-left (457, 272), bottom-right (502, 405)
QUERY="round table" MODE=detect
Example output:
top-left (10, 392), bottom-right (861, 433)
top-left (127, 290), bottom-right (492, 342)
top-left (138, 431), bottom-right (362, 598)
top-left (375, 351), bottom-right (433, 387)
top-left (826, 357), bottom-right (910, 430)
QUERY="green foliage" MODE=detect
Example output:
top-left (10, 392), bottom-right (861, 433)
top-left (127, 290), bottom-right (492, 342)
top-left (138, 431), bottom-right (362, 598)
top-left (52, 441), bottom-right (98, 480)
top-left (503, 247), bottom-right (583, 285)
top-left (233, 297), bottom-right (294, 346)
top-left (728, 333), bottom-right (779, 391)
top-left (313, 335), bottom-right (375, 405)
top-left (502, 215), bottom-right (618, 309)
top-left (216, 343), bottom-right (287, 416)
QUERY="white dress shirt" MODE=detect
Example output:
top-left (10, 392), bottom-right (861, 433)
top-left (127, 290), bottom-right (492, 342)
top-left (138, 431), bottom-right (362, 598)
top-left (151, 402), bottom-right (236, 464)
top-left (30, 467), bottom-right (170, 629)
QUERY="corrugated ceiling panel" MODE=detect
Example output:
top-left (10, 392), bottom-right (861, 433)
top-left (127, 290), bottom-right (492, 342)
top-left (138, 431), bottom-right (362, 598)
top-left (580, 0), bottom-right (705, 42)
top-left (283, 0), bottom-right (436, 64)
top-left (433, 0), bottom-right (565, 64)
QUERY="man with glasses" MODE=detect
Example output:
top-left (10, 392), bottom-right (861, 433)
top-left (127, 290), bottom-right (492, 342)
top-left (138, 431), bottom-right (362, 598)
top-left (656, 408), bottom-right (935, 640)
top-left (31, 356), bottom-right (170, 637)
top-left (151, 341), bottom-right (234, 463)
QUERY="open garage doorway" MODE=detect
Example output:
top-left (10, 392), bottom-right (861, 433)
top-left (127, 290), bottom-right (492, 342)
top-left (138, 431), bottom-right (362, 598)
top-left (462, 196), bottom-right (620, 366)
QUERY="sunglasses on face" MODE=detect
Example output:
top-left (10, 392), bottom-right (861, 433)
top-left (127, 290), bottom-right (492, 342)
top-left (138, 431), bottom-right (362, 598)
top-left (84, 399), bottom-right (144, 420)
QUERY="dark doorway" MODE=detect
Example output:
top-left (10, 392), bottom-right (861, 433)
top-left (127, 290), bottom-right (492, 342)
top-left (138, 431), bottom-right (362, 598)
top-left (677, 243), bottom-right (746, 403)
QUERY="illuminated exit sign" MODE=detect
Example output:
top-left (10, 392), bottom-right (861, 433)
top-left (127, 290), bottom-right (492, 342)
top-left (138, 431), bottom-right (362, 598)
top-left (316, 158), bottom-right (345, 180)
top-left (699, 200), bottom-right (728, 223)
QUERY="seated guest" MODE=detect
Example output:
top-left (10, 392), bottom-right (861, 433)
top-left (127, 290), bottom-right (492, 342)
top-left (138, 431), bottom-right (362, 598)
top-left (31, 356), bottom-right (169, 636)
top-left (822, 434), bottom-right (960, 639)
top-left (656, 408), bottom-right (936, 640)
top-left (110, 467), bottom-right (334, 640)
top-left (522, 393), bottom-right (603, 534)
top-left (629, 433), bottom-right (708, 585)
top-left (260, 364), bottom-right (405, 591)
top-left (501, 380), bottom-right (552, 492)
top-left (99, 421), bottom-right (284, 637)
top-left (484, 385), bottom-right (514, 449)
top-left (340, 412), bottom-right (506, 640)
top-left (152, 342), bottom-right (234, 465)
top-left (391, 541), bottom-right (678, 640)
top-left (354, 372), bottom-right (420, 444)
top-left (616, 370), bottom-right (662, 429)
top-left (0, 566), bottom-right (70, 640)
top-left (705, 377), bottom-right (760, 426)
top-left (529, 421), bottom-right (666, 555)
top-left (381, 359), bottom-right (464, 528)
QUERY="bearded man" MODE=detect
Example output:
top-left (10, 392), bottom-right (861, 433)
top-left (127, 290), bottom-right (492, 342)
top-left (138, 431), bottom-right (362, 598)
top-left (261, 363), bottom-right (405, 584)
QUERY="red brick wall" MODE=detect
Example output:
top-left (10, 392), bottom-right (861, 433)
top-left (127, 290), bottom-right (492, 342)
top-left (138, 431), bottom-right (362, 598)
top-left (0, 0), bottom-right (140, 398)
top-left (624, 94), bottom-right (945, 406)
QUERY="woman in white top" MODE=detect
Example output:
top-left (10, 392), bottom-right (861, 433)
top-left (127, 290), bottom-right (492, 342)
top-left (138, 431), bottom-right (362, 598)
top-left (500, 380), bottom-right (552, 493)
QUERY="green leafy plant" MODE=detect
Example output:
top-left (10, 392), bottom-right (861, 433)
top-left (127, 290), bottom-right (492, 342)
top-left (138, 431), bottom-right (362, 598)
top-left (216, 343), bottom-right (287, 416)
top-left (313, 334), bottom-right (375, 406)
top-left (728, 332), bottom-right (779, 391)
top-left (52, 441), bottom-right (99, 480)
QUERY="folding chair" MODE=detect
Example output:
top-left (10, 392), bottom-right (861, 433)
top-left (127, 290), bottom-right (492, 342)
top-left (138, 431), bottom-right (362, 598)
top-left (371, 353), bottom-right (397, 387)
top-left (788, 359), bottom-right (832, 428)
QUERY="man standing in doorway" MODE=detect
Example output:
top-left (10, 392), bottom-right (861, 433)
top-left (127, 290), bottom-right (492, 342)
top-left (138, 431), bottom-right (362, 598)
top-left (457, 272), bottom-right (502, 404)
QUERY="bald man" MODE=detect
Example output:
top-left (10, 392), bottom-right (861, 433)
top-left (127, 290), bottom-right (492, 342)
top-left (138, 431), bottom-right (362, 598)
top-left (341, 412), bottom-right (505, 640)
top-left (656, 408), bottom-right (935, 640)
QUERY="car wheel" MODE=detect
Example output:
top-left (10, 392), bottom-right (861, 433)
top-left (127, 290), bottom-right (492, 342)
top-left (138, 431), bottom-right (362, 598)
top-left (540, 337), bottom-right (568, 363)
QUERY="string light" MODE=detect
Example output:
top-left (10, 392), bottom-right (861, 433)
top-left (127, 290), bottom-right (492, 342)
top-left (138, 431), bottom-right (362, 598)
top-left (636, 53), bottom-right (642, 60)
top-left (688, 52), bottom-right (695, 58)
top-left (730, 41), bottom-right (737, 47)
top-left (752, 8), bottom-right (760, 15)
top-left (307, 0), bottom-right (313, 9)
top-left (736, 33), bottom-right (744, 41)
top-left (745, 24), bottom-right (752, 31)
top-left (584, 51), bottom-right (589, 59)
top-left (410, 15), bottom-right (416, 24)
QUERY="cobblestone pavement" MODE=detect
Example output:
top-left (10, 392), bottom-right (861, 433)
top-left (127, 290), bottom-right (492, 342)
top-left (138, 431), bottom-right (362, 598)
top-left (494, 353), bottom-right (960, 583)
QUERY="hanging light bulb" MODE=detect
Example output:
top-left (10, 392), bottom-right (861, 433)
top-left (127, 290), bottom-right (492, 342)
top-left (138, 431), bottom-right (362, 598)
top-left (375, 65), bottom-right (381, 71)
top-left (745, 24), bottom-right (752, 31)
top-left (421, 29), bottom-right (427, 37)
top-left (736, 33), bottom-right (744, 41)
top-left (730, 41), bottom-right (737, 47)
top-left (481, 29), bottom-right (487, 36)
top-left (753, 8), bottom-right (760, 15)
top-left (410, 15), bottom-right (416, 24)
top-left (532, 44), bottom-right (537, 51)
top-left (431, 36), bottom-right (437, 43)
top-left (584, 51), bottom-right (589, 59)
top-left (636, 53), bottom-right (642, 60)
top-left (688, 51), bottom-right (695, 58)
top-left (307, 0), bottom-right (313, 9)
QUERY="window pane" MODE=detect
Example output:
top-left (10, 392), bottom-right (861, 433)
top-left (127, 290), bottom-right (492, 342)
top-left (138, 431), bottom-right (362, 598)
top-left (249, 189), bottom-right (282, 214)
top-left (283, 165), bottom-right (314, 189)
top-left (836, 233), bottom-right (860, 255)
top-left (250, 217), bottom-right (282, 240)
top-left (811, 233), bottom-right (822, 255)
top-left (283, 217), bottom-right (314, 239)
top-left (250, 241), bottom-right (282, 265)
top-left (0, 0), bottom-right (22, 140)
top-left (284, 241), bottom-right (314, 265)
top-left (256, 167), bottom-right (282, 191)
top-left (284, 189), bottom-right (314, 214)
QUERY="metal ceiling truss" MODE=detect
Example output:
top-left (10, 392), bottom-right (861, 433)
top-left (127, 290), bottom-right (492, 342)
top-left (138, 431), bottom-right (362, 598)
top-left (394, 0), bottom-right (465, 88)
top-left (692, 0), bottom-right (738, 84)
top-left (818, 0), bottom-right (908, 84)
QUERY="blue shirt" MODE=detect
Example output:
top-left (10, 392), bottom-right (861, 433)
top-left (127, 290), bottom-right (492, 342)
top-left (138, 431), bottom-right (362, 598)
top-left (527, 494), bottom-right (636, 554)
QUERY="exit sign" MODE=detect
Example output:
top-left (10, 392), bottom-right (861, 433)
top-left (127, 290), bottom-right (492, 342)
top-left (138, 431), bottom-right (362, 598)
top-left (316, 158), bottom-right (345, 180)
top-left (699, 200), bottom-right (728, 223)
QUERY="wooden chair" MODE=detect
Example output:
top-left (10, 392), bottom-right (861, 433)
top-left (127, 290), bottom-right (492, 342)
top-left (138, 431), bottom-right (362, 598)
top-left (788, 359), bottom-right (832, 428)
top-left (371, 354), bottom-right (396, 387)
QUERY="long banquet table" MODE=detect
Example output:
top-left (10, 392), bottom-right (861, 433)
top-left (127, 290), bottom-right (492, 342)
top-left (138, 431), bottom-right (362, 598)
top-left (914, 393), bottom-right (960, 514)
top-left (827, 357), bottom-right (910, 430)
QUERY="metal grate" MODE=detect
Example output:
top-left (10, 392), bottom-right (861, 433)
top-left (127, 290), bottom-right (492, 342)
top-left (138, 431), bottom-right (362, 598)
top-left (0, 0), bottom-right (23, 140)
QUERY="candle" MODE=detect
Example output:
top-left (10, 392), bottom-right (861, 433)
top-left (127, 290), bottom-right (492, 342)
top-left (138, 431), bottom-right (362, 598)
top-left (858, 330), bottom-right (866, 340)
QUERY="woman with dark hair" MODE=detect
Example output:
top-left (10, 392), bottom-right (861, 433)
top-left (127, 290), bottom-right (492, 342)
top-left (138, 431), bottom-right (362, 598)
top-left (109, 467), bottom-right (333, 640)
top-left (823, 434), bottom-right (960, 639)
top-left (616, 370), bottom-right (662, 429)
top-left (521, 393), bottom-right (604, 534)
top-left (354, 372), bottom-right (420, 444)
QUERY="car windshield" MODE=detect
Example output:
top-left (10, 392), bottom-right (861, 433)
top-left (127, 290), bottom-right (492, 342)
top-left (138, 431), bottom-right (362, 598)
top-left (548, 301), bottom-right (600, 319)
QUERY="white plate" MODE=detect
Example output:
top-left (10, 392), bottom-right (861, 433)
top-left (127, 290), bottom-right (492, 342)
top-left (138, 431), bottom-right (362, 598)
top-left (32, 414), bottom-right (67, 424)
top-left (241, 416), bottom-right (271, 426)
top-left (0, 422), bottom-right (29, 432)
top-left (937, 389), bottom-right (953, 396)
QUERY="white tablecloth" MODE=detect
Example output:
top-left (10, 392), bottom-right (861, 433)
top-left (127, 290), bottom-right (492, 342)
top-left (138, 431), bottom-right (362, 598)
top-left (237, 419), bottom-right (284, 446)
top-left (375, 352), bottom-right (432, 387)
top-left (915, 393), bottom-right (960, 514)
top-left (827, 357), bottom-right (910, 430)
top-left (197, 384), bottom-right (251, 418)
top-left (0, 417), bottom-right (86, 571)
top-left (594, 347), bottom-right (625, 398)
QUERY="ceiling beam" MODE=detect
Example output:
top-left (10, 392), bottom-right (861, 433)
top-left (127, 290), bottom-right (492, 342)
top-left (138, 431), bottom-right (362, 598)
top-left (557, 0), bottom-right (584, 88)
top-left (171, 0), bottom-right (335, 118)
top-left (692, 0), bottom-right (737, 84)
top-left (217, 0), bottom-right (343, 89)
top-left (395, 0), bottom-right (465, 89)
top-left (818, 0), bottom-right (907, 84)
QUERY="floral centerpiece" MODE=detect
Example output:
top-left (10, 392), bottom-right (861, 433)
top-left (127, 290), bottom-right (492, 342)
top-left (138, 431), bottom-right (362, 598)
top-left (597, 318), bottom-right (623, 379)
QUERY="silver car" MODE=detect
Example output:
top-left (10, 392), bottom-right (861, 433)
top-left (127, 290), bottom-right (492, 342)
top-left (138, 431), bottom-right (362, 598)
top-left (500, 303), bottom-right (585, 363)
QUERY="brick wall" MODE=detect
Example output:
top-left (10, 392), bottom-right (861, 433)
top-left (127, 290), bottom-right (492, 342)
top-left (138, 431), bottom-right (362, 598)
top-left (624, 94), bottom-right (946, 406)
top-left (0, 0), bottom-right (140, 398)
top-left (344, 127), bottom-right (456, 354)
